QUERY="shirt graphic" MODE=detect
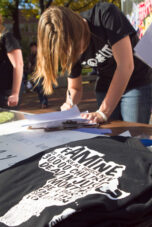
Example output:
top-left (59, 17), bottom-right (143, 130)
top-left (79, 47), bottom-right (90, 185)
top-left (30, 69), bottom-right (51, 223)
top-left (0, 145), bottom-right (130, 226)
top-left (82, 44), bottom-right (113, 67)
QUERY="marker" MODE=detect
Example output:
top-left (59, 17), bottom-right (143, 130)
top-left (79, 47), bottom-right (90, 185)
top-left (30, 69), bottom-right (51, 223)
top-left (68, 90), bottom-right (73, 106)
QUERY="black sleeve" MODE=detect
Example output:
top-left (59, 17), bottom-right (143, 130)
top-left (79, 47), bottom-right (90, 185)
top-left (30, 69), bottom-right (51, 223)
top-left (68, 60), bottom-right (82, 78)
top-left (3, 32), bottom-right (21, 53)
top-left (98, 3), bottom-right (136, 46)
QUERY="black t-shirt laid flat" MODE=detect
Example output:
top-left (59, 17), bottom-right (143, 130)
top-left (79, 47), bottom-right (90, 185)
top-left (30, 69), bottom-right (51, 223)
top-left (0, 31), bottom-right (21, 93)
top-left (69, 2), bottom-right (152, 92)
top-left (0, 136), bottom-right (152, 227)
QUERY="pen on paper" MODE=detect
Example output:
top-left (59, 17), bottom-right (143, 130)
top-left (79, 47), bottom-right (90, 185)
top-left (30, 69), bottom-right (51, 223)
top-left (68, 90), bottom-right (74, 106)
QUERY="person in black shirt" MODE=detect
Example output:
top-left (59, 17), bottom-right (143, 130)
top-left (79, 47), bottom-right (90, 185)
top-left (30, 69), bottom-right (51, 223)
top-left (0, 14), bottom-right (24, 109)
top-left (34, 2), bottom-right (152, 123)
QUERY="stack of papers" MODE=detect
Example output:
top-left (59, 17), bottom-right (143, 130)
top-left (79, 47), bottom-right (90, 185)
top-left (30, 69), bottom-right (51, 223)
top-left (24, 105), bottom-right (90, 129)
top-left (0, 106), bottom-right (91, 135)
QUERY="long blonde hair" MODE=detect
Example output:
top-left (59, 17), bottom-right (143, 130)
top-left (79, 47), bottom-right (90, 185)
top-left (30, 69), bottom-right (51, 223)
top-left (34, 6), bottom-right (90, 95)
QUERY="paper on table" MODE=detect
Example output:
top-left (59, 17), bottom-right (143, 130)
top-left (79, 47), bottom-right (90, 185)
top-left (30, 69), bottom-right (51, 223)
top-left (0, 119), bottom-right (30, 136)
top-left (119, 131), bottom-right (131, 137)
top-left (0, 106), bottom-right (93, 135)
top-left (24, 105), bottom-right (90, 128)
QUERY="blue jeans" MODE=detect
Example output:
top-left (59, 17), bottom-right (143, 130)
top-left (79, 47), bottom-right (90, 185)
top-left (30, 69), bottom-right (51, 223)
top-left (34, 79), bottom-right (48, 106)
top-left (96, 84), bottom-right (152, 124)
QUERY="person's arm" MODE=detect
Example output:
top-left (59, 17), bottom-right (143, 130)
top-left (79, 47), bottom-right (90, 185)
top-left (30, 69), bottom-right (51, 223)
top-left (7, 49), bottom-right (24, 107)
top-left (60, 76), bottom-right (83, 110)
top-left (81, 36), bottom-right (134, 123)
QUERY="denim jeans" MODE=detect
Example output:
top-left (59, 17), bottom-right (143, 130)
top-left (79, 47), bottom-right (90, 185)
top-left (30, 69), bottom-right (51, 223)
top-left (96, 84), bottom-right (152, 124)
top-left (34, 79), bottom-right (48, 106)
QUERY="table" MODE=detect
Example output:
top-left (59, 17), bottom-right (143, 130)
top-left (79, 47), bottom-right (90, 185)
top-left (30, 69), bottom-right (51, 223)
top-left (101, 120), bottom-right (152, 137)
top-left (0, 108), bottom-right (151, 137)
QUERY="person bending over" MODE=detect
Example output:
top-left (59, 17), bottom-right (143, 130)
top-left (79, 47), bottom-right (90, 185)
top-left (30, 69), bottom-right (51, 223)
top-left (34, 2), bottom-right (152, 124)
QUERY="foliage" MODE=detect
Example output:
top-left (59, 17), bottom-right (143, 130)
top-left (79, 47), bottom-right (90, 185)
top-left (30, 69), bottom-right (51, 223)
top-left (0, 0), bottom-right (13, 18)
top-left (0, 0), bottom-right (121, 67)
top-left (52, 0), bottom-right (121, 11)
top-left (0, 0), bottom-right (121, 21)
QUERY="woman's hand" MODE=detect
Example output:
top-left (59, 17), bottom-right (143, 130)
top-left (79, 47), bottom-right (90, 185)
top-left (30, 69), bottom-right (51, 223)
top-left (60, 102), bottom-right (72, 111)
top-left (61, 77), bottom-right (83, 111)
top-left (81, 111), bottom-right (107, 124)
top-left (7, 94), bottom-right (19, 107)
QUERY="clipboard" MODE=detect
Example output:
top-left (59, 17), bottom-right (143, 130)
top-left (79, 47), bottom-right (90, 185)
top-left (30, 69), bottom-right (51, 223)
top-left (28, 120), bottom-right (100, 132)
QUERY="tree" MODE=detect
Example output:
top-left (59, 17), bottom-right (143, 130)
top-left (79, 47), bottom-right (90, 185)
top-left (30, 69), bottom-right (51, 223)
top-left (0, 0), bottom-right (21, 41)
top-left (0, 0), bottom-right (121, 41)
top-left (28, 0), bottom-right (121, 15)
top-left (39, 0), bottom-right (53, 14)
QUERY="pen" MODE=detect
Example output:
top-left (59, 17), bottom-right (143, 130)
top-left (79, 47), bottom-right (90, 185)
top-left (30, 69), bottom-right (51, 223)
top-left (68, 90), bottom-right (74, 106)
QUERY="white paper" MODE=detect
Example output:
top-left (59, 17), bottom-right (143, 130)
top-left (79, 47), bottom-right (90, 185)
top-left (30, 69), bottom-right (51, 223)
top-left (0, 130), bottom-right (99, 172)
top-left (25, 105), bottom-right (83, 122)
top-left (24, 105), bottom-right (90, 128)
top-left (0, 105), bottom-right (90, 135)
top-left (119, 131), bottom-right (131, 137)
top-left (0, 120), bottom-right (29, 136)
top-left (134, 22), bottom-right (152, 68)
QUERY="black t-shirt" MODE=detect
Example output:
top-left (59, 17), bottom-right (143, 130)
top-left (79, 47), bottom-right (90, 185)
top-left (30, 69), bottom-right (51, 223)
top-left (0, 31), bottom-right (21, 92)
top-left (69, 2), bottom-right (152, 92)
top-left (0, 136), bottom-right (152, 227)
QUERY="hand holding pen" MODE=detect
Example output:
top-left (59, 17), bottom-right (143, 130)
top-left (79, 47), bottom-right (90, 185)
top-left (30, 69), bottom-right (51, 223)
top-left (67, 90), bottom-right (74, 106)
top-left (60, 90), bottom-right (74, 111)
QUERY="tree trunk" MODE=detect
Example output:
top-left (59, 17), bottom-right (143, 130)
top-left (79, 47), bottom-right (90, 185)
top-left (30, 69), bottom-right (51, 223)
top-left (12, 0), bottom-right (21, 42)
top-left (39, 0), bottom-right (45, 14)
top-left (39, 0), bottom-right (53, 14)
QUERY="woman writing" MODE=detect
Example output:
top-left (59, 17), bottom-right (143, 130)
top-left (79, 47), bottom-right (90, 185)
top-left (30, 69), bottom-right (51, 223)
top-left (34, 2), bottom-right (152, 123)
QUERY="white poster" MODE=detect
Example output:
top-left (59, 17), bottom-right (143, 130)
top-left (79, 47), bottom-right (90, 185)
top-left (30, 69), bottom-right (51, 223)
top-left (134, 22), bottom-right (152, 67)
top-left (0, 129), bottom-right (99, 172)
